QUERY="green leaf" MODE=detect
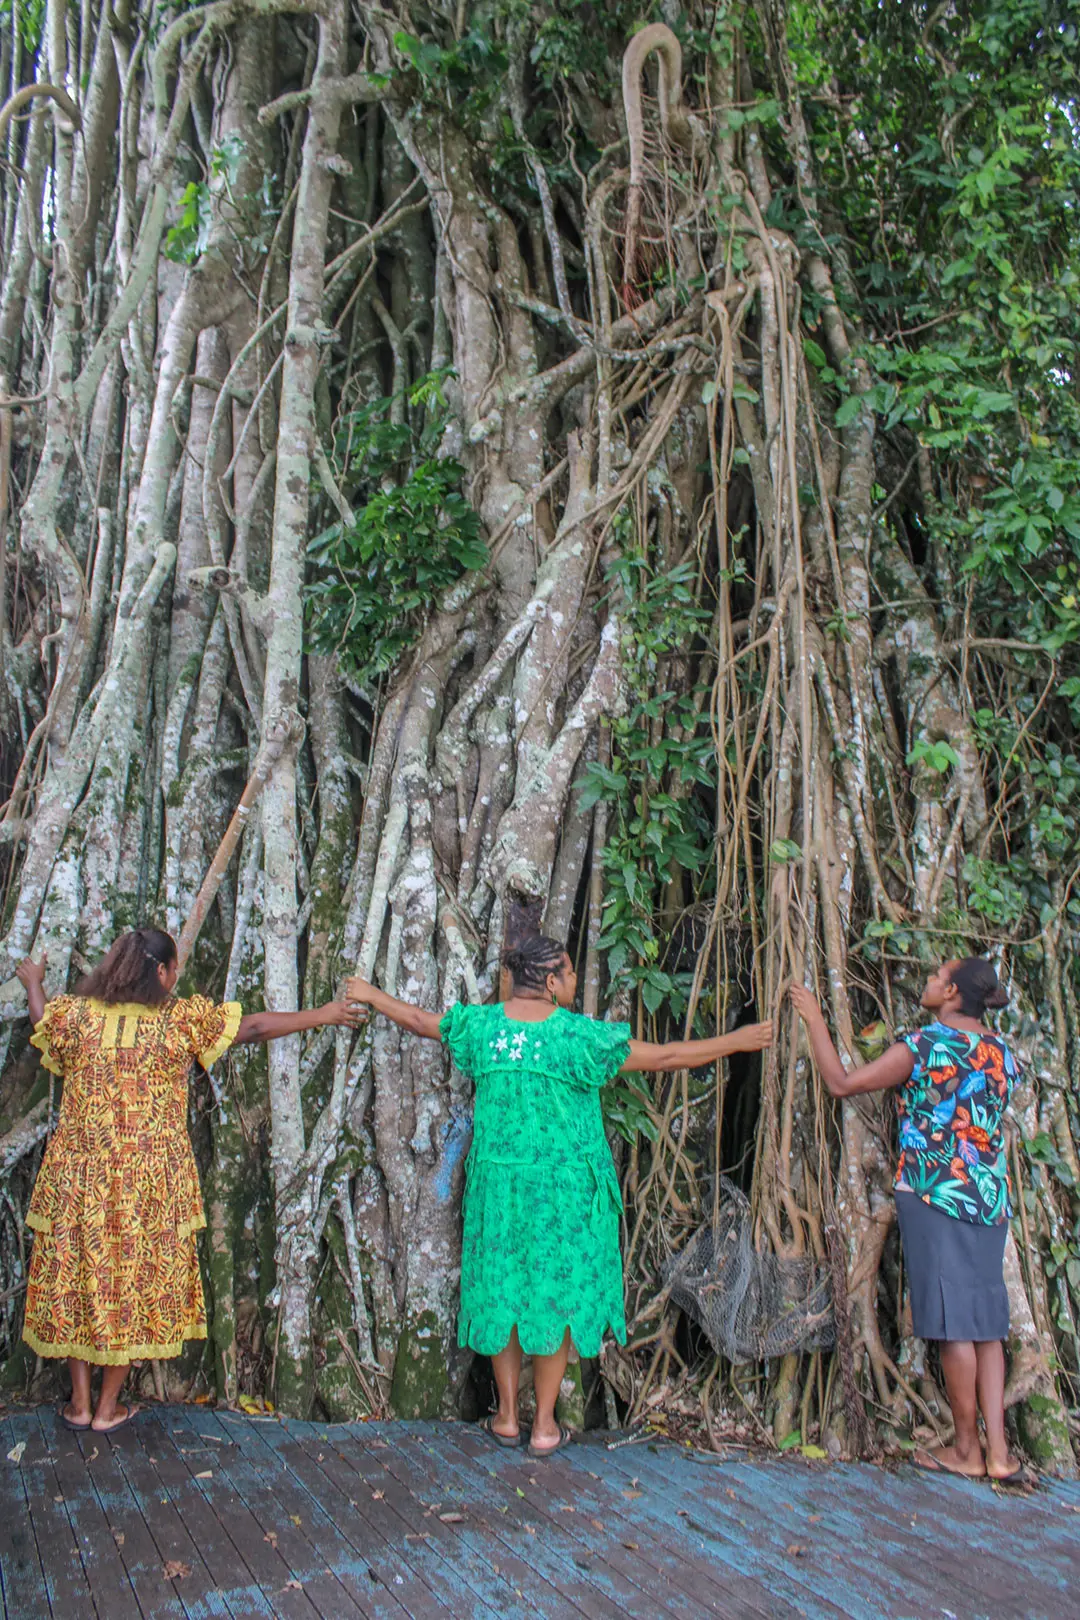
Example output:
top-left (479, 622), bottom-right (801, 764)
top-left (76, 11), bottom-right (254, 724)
top-left (834, 393), bottom-right (862, 427)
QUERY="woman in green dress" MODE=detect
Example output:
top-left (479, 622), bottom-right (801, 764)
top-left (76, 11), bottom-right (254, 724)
top-left (347, 934), bottom-right (772, 1456)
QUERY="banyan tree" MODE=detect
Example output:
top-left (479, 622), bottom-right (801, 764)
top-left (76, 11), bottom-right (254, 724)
top-left (0, 0), bottom-right (1077, 1470)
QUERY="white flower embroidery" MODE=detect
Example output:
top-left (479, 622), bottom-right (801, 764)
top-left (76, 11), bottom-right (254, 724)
top-left (509, 1047), bottom-right (524, 1061)
top-left (510, 1031), bottom-right (528, 1048)
top-left (493, 1035), bottom-right (509, 1053)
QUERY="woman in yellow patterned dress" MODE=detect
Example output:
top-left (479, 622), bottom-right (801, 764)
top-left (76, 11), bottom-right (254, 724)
top-left (16, 928), bottom-right (360, 1434)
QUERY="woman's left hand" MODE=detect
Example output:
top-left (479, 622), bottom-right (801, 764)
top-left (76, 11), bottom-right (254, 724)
top-left (321, 999), bottom-right (368, 1029)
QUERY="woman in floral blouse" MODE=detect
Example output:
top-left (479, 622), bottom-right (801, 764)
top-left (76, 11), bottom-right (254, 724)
top-left (348, 934), bottom-right (773, 1457)
top-left (791, 958), bottom-right (1022, 1482)
top-left (17, 929), bottom-right (360, 1434)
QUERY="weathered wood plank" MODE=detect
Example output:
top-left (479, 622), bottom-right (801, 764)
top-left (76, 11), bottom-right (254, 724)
top-left (37, 1409), bottom-right (143, 1620)
top-left (0, 1415), bottom-right (53, 1620)
top-left (437, 1420), bottom-right (779, 1620)
top-left (159, 1408), bottom-right (398, 1620)
top-left (3, 1407), bottom-right (1077, 1620)
top-left (113, 1409), bottom-right (272, 1620)
top-left (401, 1421), bottom-right (696, 1620)
top-left (250, 1416), bottom-right (508, 1619)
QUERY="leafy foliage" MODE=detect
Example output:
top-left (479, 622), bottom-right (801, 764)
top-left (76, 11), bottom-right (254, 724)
top-left (579, 541), bottom-right (715, 1021)
top-left (305, 373), bottom-right (487, 686)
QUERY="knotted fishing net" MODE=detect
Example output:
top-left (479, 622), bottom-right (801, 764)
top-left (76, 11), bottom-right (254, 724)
top-left (662, 1178), bottom-right (835, 1363)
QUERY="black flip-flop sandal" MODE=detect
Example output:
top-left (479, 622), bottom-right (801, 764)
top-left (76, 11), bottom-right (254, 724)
top-left (59, 1404), bottom-right (92, 1432)
top-left (989, 1464), bottom-right (1031, 1488)
top-left (478, 1415), bottom-right (525, 1449)
top-left (528, 1424), bottom-right (573, 1459)
top-left (911, 1448), bottom-right (985, 1481)
top-left (91, 1404), bottom-right (140, 1437)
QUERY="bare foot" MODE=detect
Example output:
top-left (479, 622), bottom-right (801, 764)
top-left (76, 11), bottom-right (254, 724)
top-left (90, 1403), bottom-right (139, 1433)
top-left (490, 1414), bottom-right (519, 1440)
top-left (528, 1419), bottom-right (564, 1454)
top-left (986, 1446), bottom-right (1023, 1481)
top-left (913, 1443), bottom-right (986, 1479)
top-left (62, 1401), bottom-right (92, 1427)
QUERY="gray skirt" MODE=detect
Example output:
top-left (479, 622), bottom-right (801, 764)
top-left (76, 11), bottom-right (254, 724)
top-left (894, 1191), bottom-right (1009, 1342)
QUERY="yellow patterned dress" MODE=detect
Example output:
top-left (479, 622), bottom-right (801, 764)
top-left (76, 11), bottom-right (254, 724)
top-left (23, 994), bottom-right (241, 1364)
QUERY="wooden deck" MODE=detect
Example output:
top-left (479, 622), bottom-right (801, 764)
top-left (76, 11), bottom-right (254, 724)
top-left (1, 1405), bottom-right (1077, 1619)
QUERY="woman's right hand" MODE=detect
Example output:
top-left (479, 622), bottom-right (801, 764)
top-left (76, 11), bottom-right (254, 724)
top-left (321, 999), bottom-right (368, 1029)
top-left (345, 976), bottom-right (376, 1005)
top-left (736, 1020), bottom-right (773, 1052)
top-left (789, 985), bottom-right (823, 1024)
top-left (16, 953), bottom-right (47, 990)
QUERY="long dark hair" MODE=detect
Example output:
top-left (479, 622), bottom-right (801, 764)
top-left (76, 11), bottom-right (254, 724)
top-left (77, 928), bottom-right (176, 1006)
top-left (949, 957), bottom-right (1008, 1020)
top-left (502, 933), bottom-right (567, 994)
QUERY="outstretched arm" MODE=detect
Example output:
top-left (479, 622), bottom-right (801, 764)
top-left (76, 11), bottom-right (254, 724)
top-left (16, 955), bottom-right (48, 1027)
top-left (789, 985), bottom-right (914, 1096)
top-left (622, 1019), bottom-right (773, 1074)
top-left (235, 1000), bottom-right (364, 1045)
top-left (345, 977), bottom-right (443, 1041)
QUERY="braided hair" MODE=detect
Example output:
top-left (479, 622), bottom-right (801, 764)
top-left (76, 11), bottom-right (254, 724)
top-left (502, 934), bottom-right (567, 995)
top-left (77, 928), bottom-right (177, 1006)
top-left (948, 957), bottom-right (1008, 1020)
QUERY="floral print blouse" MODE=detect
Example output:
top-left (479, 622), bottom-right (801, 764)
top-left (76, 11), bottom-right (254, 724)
top-left (895, 1021), bottom-right (1018, 1225)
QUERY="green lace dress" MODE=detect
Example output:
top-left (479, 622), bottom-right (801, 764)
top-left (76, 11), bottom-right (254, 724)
top-left (440, 1002), bottom-right (631, 1357)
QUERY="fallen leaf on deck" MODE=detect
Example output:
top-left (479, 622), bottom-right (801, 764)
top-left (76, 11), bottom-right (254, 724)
top-left (195, 1470), bottom-right (212, 1480)
top-left (800, 1444), bottom-right (828, 1460)
top-left (163, 1560), bottom-right (191, 1580)
top-left (284, 1580), bottom-right (303, 1590)
top-left (439, 1512), bottom-right (465, 1523)
top-left (559, 1504), bottom-right (575, 1513)
top-left (590, 1518), bottom-right (605, 1531)
top-left (53, 1494), bottom-right (64, 1504)
top-left (194, 1393), bottom-right (213, 1404)
top-left (112, 1530), bottom-right (125, 1547)
top-left (786, 1544), bottom-right (808, 1559)
top-left (524, 1524), bottom-right (536, 1536)
top-left (622, 1541), bottom-right (639, 1552)
top-left (622, 1489), bottom-right (643, 1500)
top-left (264, 1531), bottom-right (278, 1548)
top-left (808, 1514), bottom-right (822, 1523)
top-left (88, 1448), bottom-right (99, 1462)
top-left (515, 1486), bottom-right (525, 1498)
top-left (372, 1489), bottom-right (384, 1500)
top-left (290, 1514), bottom-right (302, 1526)
top-left (6, 1443), bottom-right (26, 1464)
top-left (677, 1509), bottom-right (688, 1517)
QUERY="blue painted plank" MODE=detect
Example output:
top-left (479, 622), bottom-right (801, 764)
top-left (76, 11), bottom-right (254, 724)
top-left (430, 1417), bottom-right (767, 1620)
top-left (63, 1416), bottom-right (188, 1620)
top-left (127, 1411), bottom-right (320, 1620)
top-left (0, 1414), bottom-right (52, 1620)
top-left (272, 1421), bottom-right (548, 1620)
top-left (36, 1406), bottom-right (143, 1619)
top-left (384, 1424), bottom-right (643, 1619)
top-left (219, 1411), bottom-right (501, 1618)
top-left (571, 1436), bottom-right (855, 1620)
top-left (100, 1408), bottom-right (258, 1620)
top-left (733, 1449), bottom-right (1075, 1616)
top-left (156, 1408), bottom-right (399, 1620)
top-left (365, 1419), bottom-right (642, 1619)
